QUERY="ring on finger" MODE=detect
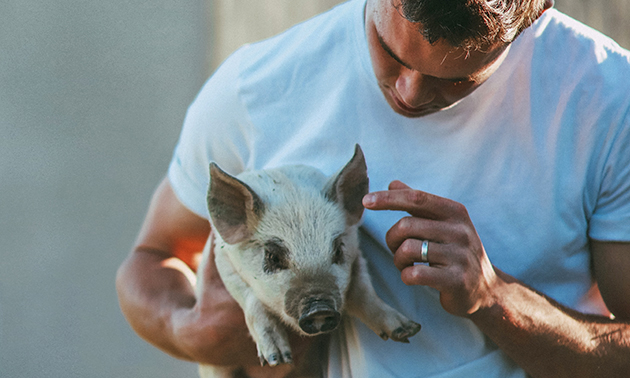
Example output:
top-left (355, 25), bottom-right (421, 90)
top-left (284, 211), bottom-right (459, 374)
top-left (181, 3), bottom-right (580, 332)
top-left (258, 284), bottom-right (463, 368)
top-left (420, 240), bottom-right (429, 263)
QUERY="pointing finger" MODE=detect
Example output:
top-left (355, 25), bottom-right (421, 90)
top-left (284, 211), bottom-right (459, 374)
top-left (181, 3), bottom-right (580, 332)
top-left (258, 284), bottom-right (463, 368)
top-left (363, 188), bottom-right (465, 220)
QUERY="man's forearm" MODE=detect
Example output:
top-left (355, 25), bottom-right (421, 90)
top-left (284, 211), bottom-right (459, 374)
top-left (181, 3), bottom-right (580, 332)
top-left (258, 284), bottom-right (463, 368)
top-left (470, 269), bottom-right (630, 378)
top-left (116, 247), bottom-right (269, 366)
top-left (116, 248), bottom-right (198, 360)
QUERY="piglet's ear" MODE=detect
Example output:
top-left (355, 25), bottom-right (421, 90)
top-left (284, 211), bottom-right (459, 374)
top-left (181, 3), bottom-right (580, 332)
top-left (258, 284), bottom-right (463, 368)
top-left (207, 164), bottom-right (264, 244)
top-left (324, 144), bottom-right (369, 226)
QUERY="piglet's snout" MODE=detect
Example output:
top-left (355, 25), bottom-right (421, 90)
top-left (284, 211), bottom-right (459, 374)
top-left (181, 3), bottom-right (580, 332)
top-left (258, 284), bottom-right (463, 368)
top-left (285, 275), bottom-right (343, 335)
top-left (298, 298), bottom-right (340, 334)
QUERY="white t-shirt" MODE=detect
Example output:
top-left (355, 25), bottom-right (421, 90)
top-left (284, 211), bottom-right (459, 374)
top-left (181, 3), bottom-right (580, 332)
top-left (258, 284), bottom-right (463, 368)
top-left (168, 0), bottom-right (630, 376)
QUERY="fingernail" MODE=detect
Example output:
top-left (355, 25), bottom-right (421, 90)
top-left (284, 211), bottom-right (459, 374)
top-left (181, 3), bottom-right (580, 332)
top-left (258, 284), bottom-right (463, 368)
top-left (363, 194), bottom-right (375, 206)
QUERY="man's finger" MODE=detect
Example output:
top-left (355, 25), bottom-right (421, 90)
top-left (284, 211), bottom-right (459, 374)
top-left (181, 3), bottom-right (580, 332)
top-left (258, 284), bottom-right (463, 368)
top-left (385, 216), bottom-right (450, 253)
top-left (363, 187), bottom-right (463, 220)
top-left (393, 239), bottom-right (450, 271)
top-left (399, 263), bottom-right (452, 289)
top-left (388, 180), bottom-right (411, 190)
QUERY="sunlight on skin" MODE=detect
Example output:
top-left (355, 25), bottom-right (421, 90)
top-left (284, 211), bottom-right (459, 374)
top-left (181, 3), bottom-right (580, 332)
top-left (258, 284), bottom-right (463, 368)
top-left (162, 257), bottom-right (198, 287)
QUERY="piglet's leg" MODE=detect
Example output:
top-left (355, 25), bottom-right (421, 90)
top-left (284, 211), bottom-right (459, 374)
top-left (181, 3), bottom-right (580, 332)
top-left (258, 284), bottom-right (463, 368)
top-left (214, 251), bottom-right (293, 366)
top-left (243, 296), bottom-right (293, 366)
top-left (344, 255), bottom-right (422, 343)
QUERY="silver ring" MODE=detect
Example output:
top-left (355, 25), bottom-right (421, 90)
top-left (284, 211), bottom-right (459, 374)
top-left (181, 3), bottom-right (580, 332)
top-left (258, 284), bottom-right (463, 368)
top-left (420, 240), bottom-right (429, 263)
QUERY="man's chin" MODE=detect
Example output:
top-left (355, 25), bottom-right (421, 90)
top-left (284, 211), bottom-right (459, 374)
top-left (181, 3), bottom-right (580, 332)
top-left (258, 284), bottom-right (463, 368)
top-left (394, 106), bottom-right (442, 118)
top-left (388, 97), bottom-right (445, 118)
top-left (382, 89), bottom-right (452, 118)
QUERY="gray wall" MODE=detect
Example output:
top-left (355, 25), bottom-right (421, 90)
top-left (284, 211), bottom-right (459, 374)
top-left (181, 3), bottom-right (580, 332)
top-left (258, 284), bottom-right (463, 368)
top-left (1, 1), bottom-right (628, 377)
top-left (1, 0), bottom-right (207, 377)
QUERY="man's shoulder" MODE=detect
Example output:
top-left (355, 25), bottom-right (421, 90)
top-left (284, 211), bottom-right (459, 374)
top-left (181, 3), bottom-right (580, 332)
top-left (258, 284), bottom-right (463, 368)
top-left (532, 9), bottom-right (630, 65)
top-left (524, 9), bottom-right (630, 106)
top-left (207, 0), bottom-right (366, 112)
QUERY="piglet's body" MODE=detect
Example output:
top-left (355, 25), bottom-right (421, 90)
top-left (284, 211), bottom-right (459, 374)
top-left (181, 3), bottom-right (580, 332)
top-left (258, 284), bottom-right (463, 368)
top-left (197, 145), bottom-right (421, 377)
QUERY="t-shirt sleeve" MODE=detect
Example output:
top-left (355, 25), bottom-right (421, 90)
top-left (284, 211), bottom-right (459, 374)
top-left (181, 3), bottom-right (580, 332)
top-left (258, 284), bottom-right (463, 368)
top-left (167, 47), bottom-right (253, 219)
top-left (589, 110), bottom-right (630, 242)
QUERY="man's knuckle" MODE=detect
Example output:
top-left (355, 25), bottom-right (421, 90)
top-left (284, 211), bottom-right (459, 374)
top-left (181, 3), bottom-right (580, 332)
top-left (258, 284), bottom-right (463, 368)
top-left (408, 190), bottom-right (426, 206)
top-left (398, 216), bottom-right (414, 233)
top-left (400, 238), bottom-right (416, 255)
top-left (451, 223), bottom-right (473, 245)
top-left (385, 227), bottom-right (398, 244)
top-left (450, 202), bottom-right (469, 219)
top-left (403, 267), bottom-right (422, 285)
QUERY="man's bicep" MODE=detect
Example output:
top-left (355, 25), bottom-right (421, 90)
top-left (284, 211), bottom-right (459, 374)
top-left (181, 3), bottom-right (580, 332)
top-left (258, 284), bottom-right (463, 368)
top-left (134, 177), bottom-right (211, 270)
top-left (591, 240), bottom-right (630, 320)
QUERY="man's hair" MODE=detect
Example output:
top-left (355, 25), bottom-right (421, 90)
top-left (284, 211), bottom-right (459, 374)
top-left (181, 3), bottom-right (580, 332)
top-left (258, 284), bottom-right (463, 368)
top-left (398, 0), bottom-right (548, 50)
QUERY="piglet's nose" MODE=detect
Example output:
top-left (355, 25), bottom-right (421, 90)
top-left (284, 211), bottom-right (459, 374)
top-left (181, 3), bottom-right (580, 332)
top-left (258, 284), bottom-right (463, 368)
top-left (298, 300), bottom-right (340, 335)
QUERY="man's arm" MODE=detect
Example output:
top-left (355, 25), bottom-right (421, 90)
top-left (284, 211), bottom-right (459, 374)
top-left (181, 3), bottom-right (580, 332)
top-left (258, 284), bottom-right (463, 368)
top-left (470, 240), bottom-right (630, 378)
top-left (363, 180), bottom-right (630, 378)
top-left (115, 178), bottom-right (260, 365)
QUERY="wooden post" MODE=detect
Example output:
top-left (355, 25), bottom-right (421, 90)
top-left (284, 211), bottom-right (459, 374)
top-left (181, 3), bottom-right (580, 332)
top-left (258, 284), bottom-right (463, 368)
top-left (209, 0), bottom-right (343, 70)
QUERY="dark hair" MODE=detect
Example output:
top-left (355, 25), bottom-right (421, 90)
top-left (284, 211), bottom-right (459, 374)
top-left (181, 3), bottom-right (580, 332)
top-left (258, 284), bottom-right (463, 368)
top-left (398, 0), bottom-right (547, 50)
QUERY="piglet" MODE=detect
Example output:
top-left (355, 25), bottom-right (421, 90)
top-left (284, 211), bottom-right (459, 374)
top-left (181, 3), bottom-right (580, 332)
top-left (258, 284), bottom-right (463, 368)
top-left (197, 145), bottom-right (421, 377)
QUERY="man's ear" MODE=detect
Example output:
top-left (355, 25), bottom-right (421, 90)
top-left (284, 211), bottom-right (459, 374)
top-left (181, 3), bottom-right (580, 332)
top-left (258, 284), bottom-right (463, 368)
top-left (540, 0), bottom-right (554, 16)
top-left (324, 144), bottom-right (369, 226)
top-left (207, 164), bottom-right (264, 244)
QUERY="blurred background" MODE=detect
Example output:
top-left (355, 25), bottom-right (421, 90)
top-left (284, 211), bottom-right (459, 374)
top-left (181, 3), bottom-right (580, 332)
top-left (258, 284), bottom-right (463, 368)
top-left (0, 1), bottom-right (627, 377)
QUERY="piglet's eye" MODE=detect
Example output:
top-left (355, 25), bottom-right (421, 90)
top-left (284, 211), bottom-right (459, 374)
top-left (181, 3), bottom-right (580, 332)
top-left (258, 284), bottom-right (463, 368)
top-left (263, 239), bottom-right (289, 274)
top-left (332, 236), bottom-right (345, 265)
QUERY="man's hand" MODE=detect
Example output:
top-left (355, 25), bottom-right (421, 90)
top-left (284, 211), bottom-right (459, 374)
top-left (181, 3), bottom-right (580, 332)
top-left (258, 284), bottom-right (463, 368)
top-left (363, 180), bottom-right (630, 378)
top-left (362, 180), bottom-right (500, 317)
top-left (168, 231), bottom-right (262, 365)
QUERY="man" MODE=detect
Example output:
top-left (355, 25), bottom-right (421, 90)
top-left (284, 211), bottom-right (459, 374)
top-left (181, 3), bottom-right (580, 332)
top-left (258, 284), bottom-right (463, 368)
top-left (117, 0), bottom-right (630, 376)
